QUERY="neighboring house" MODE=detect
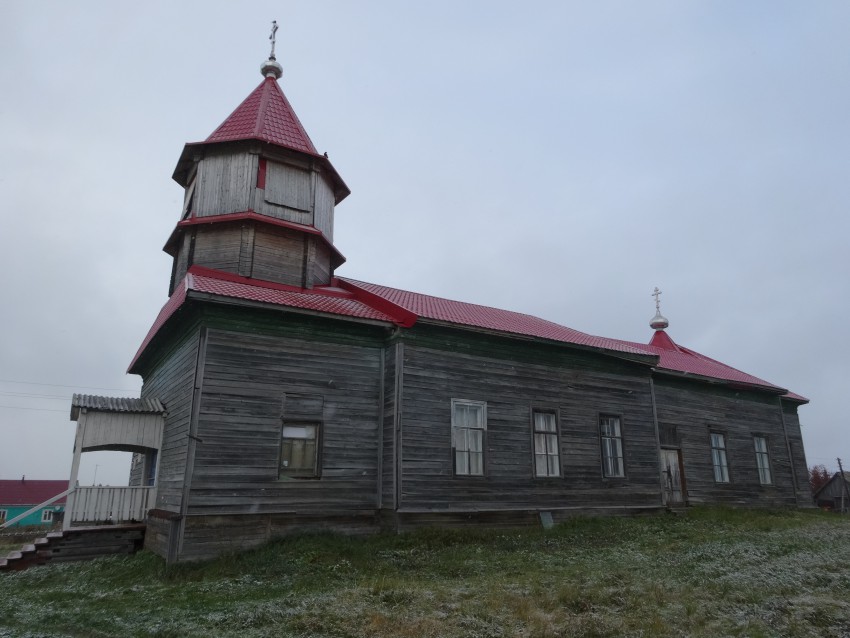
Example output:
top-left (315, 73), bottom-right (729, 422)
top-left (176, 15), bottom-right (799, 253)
top-left (77, 49), bottom-right (809, 563)
top-left (0, 479), bottom-right (66, 527)
top-left (813, 472), bottom-right (850, 512)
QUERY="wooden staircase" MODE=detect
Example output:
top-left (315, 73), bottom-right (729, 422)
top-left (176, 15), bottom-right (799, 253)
top-left (0, 524), bottom-right (145, 572)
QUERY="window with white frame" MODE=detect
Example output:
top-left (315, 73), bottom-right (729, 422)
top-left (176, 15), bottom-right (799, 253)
top-left (753, 436), bottom-right (772, 485)
top-left (280, 423), bottom-right (320, 478)
top-left (0, 509), bottom-right (7, 522)
top-left (532, 411), bottom-right (560, 477)
top-left (41, 510), bottom-right (53, 523)
top-left (599, 414), bottom-right (625, 478)
top-left (452, 399), bottom-right (486, 476)
top-left (710, 432), bottom-right (730, 483)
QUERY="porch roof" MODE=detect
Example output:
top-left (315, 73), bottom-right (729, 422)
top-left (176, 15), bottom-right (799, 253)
top-left (71, 395), bottom-right (165, 421)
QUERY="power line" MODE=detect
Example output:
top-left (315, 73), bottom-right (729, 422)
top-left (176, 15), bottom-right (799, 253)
top-left (0, 391), bottom-right (71, 401)
top-left (0, 405), bottom-right (68, 413)
top-left (0, 378), bottom-right (136, 393)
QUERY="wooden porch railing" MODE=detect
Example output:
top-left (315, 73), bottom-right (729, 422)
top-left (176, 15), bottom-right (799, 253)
top-left (66, 486), bottom-right (155, 526)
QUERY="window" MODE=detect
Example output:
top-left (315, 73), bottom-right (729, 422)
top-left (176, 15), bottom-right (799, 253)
top-left (0, 509), bottom-right (6, 522)
top-left (754, 436), bottom-right (772, 485)
top-left (532, 411), bottom-right (560, 477)
top-left (599, 415), bottom-right (625, 477)
top-left (280, 423), bottom-right (319, 478)
top-left (41, 510), bottom-right (53, 523)
top-left (710, 432), bottom-right (730, 483)
top-left (452, 399), bottom-right (486, 476)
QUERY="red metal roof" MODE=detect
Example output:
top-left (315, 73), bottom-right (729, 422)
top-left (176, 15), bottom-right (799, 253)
top-left (615, 332), bottom-right (806, 400)
top-left (0, 480), bottom-right (67, 506)
top-left (129, 268), bottom-right (803, 399)
top-left (205, 76), bottom-right (318, 154)
top-left (128, 268), bottom-right (401, 373)
top-left (340, 279), bottom-right (652, 356)
top-left (189, 269), bottom-right (398, 323)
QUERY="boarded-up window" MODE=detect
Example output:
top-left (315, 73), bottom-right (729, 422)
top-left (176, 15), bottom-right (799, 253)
top-left (754, 436), bottom-right (772, 485)
top-left (710, 432), bottom-right (730, 483)
top-left (599, 415), bottom-right (625, 478)
top-left (452, 399), bottom-right (486, 476)
top-left (532, 411), bottom-right (560, 478)
top-left (280, 423), bottom-right (319, 478)
top-left (265, 161), bottom-right (312, 212)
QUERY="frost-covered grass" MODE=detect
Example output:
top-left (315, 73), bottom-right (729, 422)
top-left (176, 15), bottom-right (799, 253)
top-left (1, 508), bottom-right (849, 637)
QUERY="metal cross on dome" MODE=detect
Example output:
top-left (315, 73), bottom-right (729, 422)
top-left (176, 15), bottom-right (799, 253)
top-left (652, 286), bottom-right (663, 312)
top-left (269, 20), bottom-right (279, 60)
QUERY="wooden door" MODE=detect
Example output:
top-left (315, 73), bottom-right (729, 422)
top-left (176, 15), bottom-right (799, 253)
top-left (660, 449), bottom-right (684, 506)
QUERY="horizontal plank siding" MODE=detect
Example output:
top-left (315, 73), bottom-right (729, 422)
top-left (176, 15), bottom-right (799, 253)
top-left (397, 326), bottom-right (662, 512)
top-left (652, 377), bottom-right (798, 507)
top-left (187, 326), bottom-right (383, 519)
top-left (781, 402), bottom-right (814, 504)
top-left (138, 330), bottom-right (202, 556)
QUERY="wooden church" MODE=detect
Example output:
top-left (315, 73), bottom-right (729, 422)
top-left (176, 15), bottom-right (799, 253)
top-left (71, 45), bottom-right (811, 562)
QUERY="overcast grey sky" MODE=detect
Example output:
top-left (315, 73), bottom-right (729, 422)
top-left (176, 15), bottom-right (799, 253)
top-left (1, 2), bottom-right (847, 487)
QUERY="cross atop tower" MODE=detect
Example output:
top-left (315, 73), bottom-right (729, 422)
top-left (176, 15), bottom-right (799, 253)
top-left (649, 286), bottom-right (669, 331)
top-left (652, 287), bottom-right (662, 313)
top-left (269, 20), bottom-right (279, 60)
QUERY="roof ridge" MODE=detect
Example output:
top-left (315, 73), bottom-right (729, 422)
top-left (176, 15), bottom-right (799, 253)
top-left (203, 77), bottom-right (318, 155)
top-left (253, 77), bottom-right (274, 138)
top-left (341, 277), bottom-right (578, 323)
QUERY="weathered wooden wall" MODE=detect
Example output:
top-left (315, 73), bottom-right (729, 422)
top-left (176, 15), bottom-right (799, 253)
top-left (169, 222), bottom-right (332, 290)
top-left (174, 308), bottom-right (386, 561)
top-left (395, 326), bottom-right (663, 514)
top-left (250, 226), bottom-right (306, 286)
top-left (136, 329), bottom-right (202, 557)
top-left (131, 299), bottom-right (810, 562)
top-left (780, 402), bottom-right (814, 505)
top-left (652, 377), bottom-right (803, 507)
top-left (194, 152), bottom-right (257, 217)
top-left (381, 341), bottom-right (400, 510)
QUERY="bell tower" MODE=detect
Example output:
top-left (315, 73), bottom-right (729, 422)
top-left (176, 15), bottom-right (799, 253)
top-left (165, 25), bottom-right (349, 294)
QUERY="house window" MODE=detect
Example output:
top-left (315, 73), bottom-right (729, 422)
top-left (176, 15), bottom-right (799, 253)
top-left (0, 509), bottom-right (6, 522)
top-left (41, 510), bottom-right (53, 523)
top-left (280, 423), bottom-right (320, 478)
top-left (754, 436), bottom-right (772, 485)
top-left (599, 414), bottom-right (625, 478)
top-left (710, 432), bottom-right (730, 483)
top-left (532, 411), bottom-right (560, 477)
top-left (452, 399), bottom-right (486, 476)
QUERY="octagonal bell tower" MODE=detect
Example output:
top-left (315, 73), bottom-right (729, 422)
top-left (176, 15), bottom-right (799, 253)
top-left (164, 44), bottom-right (349, 294)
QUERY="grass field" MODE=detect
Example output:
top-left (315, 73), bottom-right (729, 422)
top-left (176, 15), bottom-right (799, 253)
top-left (1, 508), bottom-right (848, 637)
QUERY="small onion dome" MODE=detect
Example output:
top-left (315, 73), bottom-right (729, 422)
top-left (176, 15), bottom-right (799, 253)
top-left (650, 310), bottom-right (669, 331)
top-left (261, 58), bottom-right (283, 79)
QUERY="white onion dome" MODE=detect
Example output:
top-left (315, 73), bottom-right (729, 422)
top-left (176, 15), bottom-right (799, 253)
top-left (650, 310), bottom-right (669, 331)
top-left (261, 58), bottom-right (283, 79)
